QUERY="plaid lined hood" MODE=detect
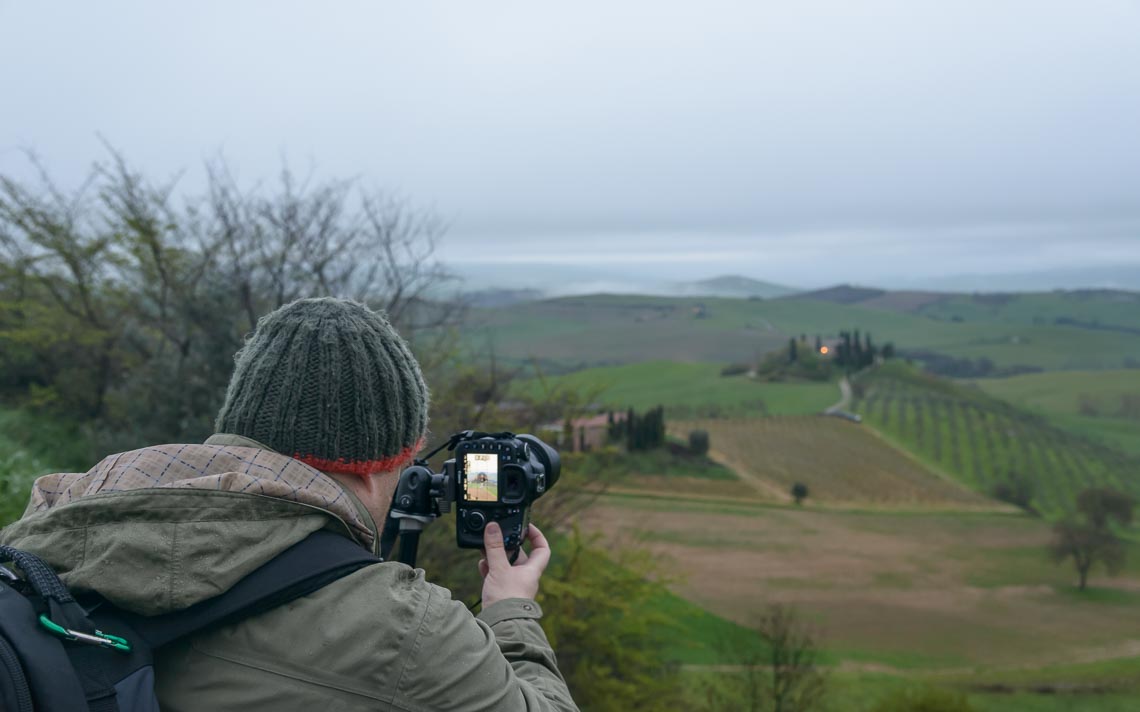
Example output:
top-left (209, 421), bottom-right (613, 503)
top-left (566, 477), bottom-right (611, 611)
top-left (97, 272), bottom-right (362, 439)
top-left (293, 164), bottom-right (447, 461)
top-left (0, 438), bottom-right (377, 615)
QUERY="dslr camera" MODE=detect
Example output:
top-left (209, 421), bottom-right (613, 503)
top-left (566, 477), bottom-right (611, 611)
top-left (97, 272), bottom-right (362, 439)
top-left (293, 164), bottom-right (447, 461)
top-left (382, 431), bottom-right (561, 565)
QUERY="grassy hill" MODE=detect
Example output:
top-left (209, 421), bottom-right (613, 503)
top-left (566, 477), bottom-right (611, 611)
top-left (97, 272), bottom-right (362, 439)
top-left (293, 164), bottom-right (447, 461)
top-left (667, 415), bottom-right (993, 507)
top-left (466, 291), bottom-right (1140, 372)
top-left (516, 361), bottom-right (836, 417)
top-left (852, 363), bottom-right (1140, 515)
top-left (796, 285), bottom-right (1140, 333)
top-left (973, 370), bottom-right (1140, 456)
top-left (673, 274), bottom-right (797, 299)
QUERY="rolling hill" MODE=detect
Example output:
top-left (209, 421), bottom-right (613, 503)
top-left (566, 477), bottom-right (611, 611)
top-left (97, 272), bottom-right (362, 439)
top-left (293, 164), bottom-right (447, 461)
top-left (973, 369), bottom-right (1140, 456)
top-left (668, 415), bottom-right (994, 507)
top-left (515, 361), bottom-right (836, 417)
top-left (466, 289), bottom-right (1140, 372)
top-left (852, 363), bottom-right (1140, 515)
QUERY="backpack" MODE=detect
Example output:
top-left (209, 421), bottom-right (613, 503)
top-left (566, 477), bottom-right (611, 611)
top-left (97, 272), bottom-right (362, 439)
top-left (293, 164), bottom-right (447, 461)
top-left (0, 531), bottom-right (380, 712)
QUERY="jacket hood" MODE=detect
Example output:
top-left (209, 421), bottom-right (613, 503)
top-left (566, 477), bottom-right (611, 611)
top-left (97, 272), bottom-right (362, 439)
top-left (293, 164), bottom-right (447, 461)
top-left (0, 438), bottom-right (377, 615)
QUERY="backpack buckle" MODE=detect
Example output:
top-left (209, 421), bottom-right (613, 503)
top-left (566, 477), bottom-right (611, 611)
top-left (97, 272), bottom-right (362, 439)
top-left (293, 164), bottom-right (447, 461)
top-left (38, 614), bottom-right (132, 653)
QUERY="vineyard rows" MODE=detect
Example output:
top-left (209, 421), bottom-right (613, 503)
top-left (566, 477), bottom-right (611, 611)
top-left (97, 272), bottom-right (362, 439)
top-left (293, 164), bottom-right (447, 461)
top-left (853, 369), bottom-right (1140, 516)
top-left (673, 416), bottom-right (989, 506)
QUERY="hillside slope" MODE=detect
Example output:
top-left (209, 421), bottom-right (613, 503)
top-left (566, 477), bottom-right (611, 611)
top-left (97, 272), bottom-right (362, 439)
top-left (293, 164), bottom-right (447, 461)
top-left (669, 415), bottom-right (993, 507)
top-left (466, 292), bottom-right (1140, 371)
top-left (852, 364), bottom-right (1140, 515)
top-left (973, 370), bottom-right (1140, 456)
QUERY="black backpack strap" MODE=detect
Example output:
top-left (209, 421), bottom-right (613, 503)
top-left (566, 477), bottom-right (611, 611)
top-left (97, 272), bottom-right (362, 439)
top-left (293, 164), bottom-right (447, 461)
top-left (97, 529), bottom-right (382, 648)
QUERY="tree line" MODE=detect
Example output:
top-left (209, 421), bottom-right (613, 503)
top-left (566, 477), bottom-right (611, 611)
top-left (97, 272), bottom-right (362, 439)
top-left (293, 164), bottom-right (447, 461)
top-left (0, 149), bottom-right (456, 452)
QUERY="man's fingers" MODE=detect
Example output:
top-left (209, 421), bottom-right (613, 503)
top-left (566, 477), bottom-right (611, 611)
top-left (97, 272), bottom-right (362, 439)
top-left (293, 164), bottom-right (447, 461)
top-left (521, 524), bottom-right (552, 572)
top-left (524, 523), bottom-right (550, 551)
top-left (514, 547), bottom-right (529, 565)
top-left (482, 521), bottom-right (511, 571)
top-left (478, 558), bottom-right (489, 578)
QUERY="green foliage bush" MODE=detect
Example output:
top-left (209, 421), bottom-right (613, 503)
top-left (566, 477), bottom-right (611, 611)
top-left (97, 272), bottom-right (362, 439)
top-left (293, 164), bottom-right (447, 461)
top-left (688, 429), bottom-right (710, 456)
top-left (538, 527), bottom-right (686, 712)
top-left (792, 481), bottom-right (809, 505)
top-left (755, 339), bottom-right (832, 382)
top-left (720, 362), bottom-right (750, 377)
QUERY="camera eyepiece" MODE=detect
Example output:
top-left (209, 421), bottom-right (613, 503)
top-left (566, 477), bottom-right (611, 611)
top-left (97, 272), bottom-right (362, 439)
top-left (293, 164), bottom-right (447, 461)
top-left (518, 434), bottom-right (561, 491)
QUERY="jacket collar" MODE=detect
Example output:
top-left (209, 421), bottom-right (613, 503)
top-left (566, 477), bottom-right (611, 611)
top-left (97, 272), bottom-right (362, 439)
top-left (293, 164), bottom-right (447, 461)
top-left (205, 433), bottom-right (381, 554)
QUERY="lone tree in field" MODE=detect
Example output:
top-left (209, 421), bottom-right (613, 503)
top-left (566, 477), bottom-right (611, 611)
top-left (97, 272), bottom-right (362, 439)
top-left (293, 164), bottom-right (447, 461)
top-left (688, 429), bottom-right (710, 456)
top-left (704, 604), bottom-right (827, 712)
top-left (758, 605), bottom-right (826, 712)
top-left (791, 482), bottom-right (809, 506)
top-left (1050, 487), bottom-right (1135, 590)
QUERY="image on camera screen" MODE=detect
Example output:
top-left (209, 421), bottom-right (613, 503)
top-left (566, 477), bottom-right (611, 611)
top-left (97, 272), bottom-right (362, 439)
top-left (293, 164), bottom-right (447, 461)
top-left (463, 453), bottom-right (499, 502)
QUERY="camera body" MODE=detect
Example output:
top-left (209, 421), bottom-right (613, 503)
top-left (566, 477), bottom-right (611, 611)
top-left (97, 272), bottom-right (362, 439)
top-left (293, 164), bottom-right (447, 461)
top-left (387, 431), bottom-right (560, 561)
top-left (453, 435), bottom-right (554, 551)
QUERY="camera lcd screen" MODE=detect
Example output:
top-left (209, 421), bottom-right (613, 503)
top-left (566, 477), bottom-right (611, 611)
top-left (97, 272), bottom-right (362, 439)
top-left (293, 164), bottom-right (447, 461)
top-left (463, 453), bottom-right (499, 502)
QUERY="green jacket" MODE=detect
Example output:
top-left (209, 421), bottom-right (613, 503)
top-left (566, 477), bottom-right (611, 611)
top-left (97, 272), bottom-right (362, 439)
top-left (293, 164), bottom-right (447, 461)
top-left (0, 434), bottom-right (579, 712)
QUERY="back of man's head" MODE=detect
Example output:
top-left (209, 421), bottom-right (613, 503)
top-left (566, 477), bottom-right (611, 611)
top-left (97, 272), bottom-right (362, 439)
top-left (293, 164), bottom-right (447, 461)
top-left (215, 297), bottom-right (429, 475)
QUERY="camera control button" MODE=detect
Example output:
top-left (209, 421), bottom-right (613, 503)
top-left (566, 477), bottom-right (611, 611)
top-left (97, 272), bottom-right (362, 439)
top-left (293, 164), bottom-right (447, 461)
top-left (464, 510), bottom-right (487, 532)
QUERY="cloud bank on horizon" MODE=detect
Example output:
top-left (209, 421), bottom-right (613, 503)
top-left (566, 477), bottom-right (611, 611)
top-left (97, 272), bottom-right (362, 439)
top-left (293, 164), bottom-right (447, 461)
top-left (1, 1), bottom-right (1137, 288)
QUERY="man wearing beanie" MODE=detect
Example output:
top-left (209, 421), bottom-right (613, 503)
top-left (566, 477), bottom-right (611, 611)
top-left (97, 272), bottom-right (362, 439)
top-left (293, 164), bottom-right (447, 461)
top-left (0, 298), bottom-right (579, 711)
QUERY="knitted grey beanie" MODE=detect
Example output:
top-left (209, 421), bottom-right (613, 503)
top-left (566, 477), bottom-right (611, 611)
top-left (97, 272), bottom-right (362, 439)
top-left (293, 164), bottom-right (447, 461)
top-left (215, 298), bottom-right (430, 475)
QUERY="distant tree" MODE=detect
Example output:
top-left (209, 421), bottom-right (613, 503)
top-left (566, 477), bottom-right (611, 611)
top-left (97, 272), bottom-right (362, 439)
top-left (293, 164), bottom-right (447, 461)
top-left (791, 482), bottom-right (809, 506)
top-left (881, 342), bottom-right (896, 360)
top-left (702, 604), bottom-right (827, 712)
top-left (626, 406), bottom-right (666, 451)
top-left (1050, 487), bottom-right (1135, 590)
top-left (759, 604), bottom-right (826, 712)
top-left (578, 426), bottom-right (587, 452)
top-left (814, 335), bottom-right (822, 353)
top-left (788, 338), bottom-right (798, 363)
top-left (688, 429), bottom-right (710, 456)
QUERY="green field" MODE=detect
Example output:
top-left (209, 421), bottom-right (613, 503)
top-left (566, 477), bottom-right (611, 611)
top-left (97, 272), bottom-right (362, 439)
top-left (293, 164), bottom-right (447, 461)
top-left (852, 364), bottom-right (1140, 516)
top-left (669, 415), bottom-right (993, 507)
top-left (912, 290), bottom-right (1140, 332)
top-left (467, 291), bottom-right (1140, 372)
top-left (517, 360), bottom-right (838, 417)
top-left (973, 370), bottom-right (1140, 455)
top-left (586, 484), bottom-right (1140, 710)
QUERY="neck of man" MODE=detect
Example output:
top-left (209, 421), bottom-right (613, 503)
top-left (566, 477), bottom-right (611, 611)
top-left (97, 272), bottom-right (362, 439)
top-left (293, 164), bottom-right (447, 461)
top-left (325, 470), bottom-right (399, 548)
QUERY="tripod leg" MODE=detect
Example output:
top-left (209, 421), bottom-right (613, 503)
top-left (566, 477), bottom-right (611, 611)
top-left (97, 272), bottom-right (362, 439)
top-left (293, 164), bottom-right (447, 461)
top-left (398, 530), bottom-right (421, 568)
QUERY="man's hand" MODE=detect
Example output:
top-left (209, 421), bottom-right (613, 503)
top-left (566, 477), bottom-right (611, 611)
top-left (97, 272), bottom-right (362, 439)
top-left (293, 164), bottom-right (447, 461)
top-left (478, 521), bottom-right (551, 608)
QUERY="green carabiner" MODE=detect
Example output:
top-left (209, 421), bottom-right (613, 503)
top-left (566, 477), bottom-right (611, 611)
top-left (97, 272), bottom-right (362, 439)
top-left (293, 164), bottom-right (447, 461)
top-left (39, 614), bottom-right (132, 653)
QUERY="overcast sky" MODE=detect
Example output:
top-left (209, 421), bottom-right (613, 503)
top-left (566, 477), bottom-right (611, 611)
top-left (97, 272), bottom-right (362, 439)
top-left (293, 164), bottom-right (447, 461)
top-left (2, 1), bottom-right (1138, 289)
